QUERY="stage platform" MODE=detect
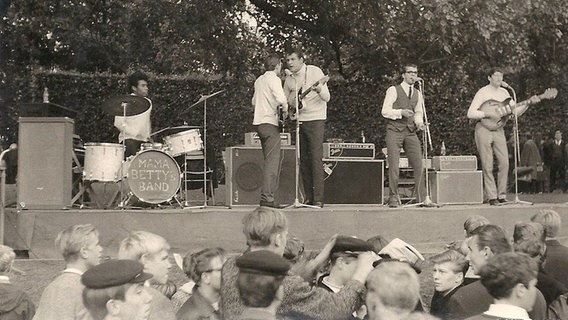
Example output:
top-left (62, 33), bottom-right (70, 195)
top-left (5, 193), bottom-right (568, 259)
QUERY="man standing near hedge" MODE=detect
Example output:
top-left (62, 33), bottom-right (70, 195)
top-left (114, 71), bottom-right (152, 158)
top-left (252, 54), bottom-right (288, 208)
top-left (381, 63), bottom-right (425, 208)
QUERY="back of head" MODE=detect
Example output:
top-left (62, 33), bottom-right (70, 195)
top-left (0, 245), bottom-right (15, 273)
top-left (479, 252), bottom-right (538, 300)
top-left (242, 207), bottom-right (288, 248)
top-left (264, 54), bottom-right (281, 72)
top-left (182, 247), bottom-right (226, 284)
top-left (464, 215), bottom-right (490, 237)
top-left (366, 261), bottom-right (420, 316)
top-left (55, 224), bottom-right (99, 262)
top-left (470, 224), bottom-right (512, 255)
top-left (430, 249), bottom-right (469, 276)
top-left (118, 231), bottom-right (169, 261)
top-left (531, 209), bottom-right (562, 238)
top-left (236, 250), bottom-right (290, 308)
top-left (513, 222), bottom-right (545, 259)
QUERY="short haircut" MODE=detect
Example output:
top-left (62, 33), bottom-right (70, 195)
top-left (55, 224), bottom-right (99, 262)
top-left (286, 48), bottom-right (304, 60)
top-left (242, 207), bottom-right (288, 247)
top-left (479, 252), bottom-right (538, 300)
top-left (470, 224), bottom-right (512, 255)
top-left (264, 54), bottom-right (281, 72)
top-left (118, 231), bottom-right (170, 261)
top-left (430, 250), bottom-right (469, 276)
top-left (283, 237), bottom-right (305, 264)
top-left (127, 71), bottom-right (149, 92)
top-left (330, 251), bottom-right (359, 266)
top-left (464, 215), bottom-right (490, 237)
top-left (82, 283), bottom-right (131, 320)
top-left (487, 67), bottom-right (505, 76)
top-left (182, 247), bottom-right (226, 284)
top-left (367, 235), bottom-right (390, 254)
top-left (366, 261), bottom-right (420, 313)
top-left (401, 63), bottom-right (418, 73)
top-left (0, 245), bottom-right (15, 273)
top-left (237, 272), bottom-right (285, 308)
top-left (531, 209), bottom-right (562, 238)
top-left (513, 222), bottom-right (545, 259)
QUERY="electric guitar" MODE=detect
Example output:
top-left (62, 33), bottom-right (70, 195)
top-left (479, 88), bottom-right (557, 131)
top-left (289, 75), bottom-right (330, 113)
top-left (278, 104), bottom-right (285, 131)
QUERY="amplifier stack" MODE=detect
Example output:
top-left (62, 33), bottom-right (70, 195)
top-left (429, 155), bottom-right (482, 204)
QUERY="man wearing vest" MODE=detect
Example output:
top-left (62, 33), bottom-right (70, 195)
top-left (381, 63), bottom-right (425, 208)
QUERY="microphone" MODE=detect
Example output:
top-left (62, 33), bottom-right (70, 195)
top-left (501, 81), bottom-right (510, 89)
top-left (414, 77), bottom-right (423, 82)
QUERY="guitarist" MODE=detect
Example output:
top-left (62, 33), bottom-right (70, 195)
top-left (283, 48), bottom-right (330, 208)
top-left (252, 54), bottom-right (288, 208)
top-left (467, 67), bottom-right (540, 206)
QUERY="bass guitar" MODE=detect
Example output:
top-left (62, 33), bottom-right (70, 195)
top-left (289, 75), bottom-right (330, 113)
top-left (479, 88), bottom-right (557, 131)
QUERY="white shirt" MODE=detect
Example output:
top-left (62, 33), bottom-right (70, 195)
top-left (381, 81), bottom-right (424, 126)
top-left (252, 70), bottom-right (287, 126)
top-left (467, 85), bottom-right (510, 120)
top-left (283, 64), bottom-right (330, 121)
top-left (484, 303), bottom-right (531, 320)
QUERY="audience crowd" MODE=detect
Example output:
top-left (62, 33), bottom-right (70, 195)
top-left (1, 207), bottom-right (568, 320)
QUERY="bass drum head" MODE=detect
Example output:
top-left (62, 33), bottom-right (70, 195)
top-left (125, 150), bottom-right (181, 204)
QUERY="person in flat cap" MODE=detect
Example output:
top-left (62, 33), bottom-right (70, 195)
top-left (81, 259), bottom-right (153, 320)
top-left (236, 250), bottom-right (290, 320)
top-left (316, 236), bottom-right (374, 319)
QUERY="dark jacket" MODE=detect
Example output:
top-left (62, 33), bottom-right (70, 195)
top-left (0, 282), bottom-right (35, 320)
top-left (176, 286), bottom-right (219, 320)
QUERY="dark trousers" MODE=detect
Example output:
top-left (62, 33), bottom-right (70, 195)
top-left (124, 139), bottom-right (144, 158)
top-left (386, 127), bottom-right (424, 201)
top-left (299, 120), bottom-right (325, 203)
top-left (550, 161), bottom-right (565, 191)
top-left (257, 124), bottom-right (282, 203)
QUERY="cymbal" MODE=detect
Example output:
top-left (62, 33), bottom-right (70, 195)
top-left (180, 89), bottom-right (226, 115)
top-left (102, 95), bottom-right (151, 116)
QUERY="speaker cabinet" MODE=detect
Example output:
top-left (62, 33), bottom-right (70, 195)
top-left (429, 170), bottom-right (483, 204)
top-left (323, 159), bottom-right (384, 204)
top-left (18, 117), bottom-right (74, 209)
top-left (224, 146), bottom-right (296, 207)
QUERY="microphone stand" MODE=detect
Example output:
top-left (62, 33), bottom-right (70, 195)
top-left (506, 85), bottom-right (533, 205)
top-left (286, 72), bottom-right (320, 209)
top-left (404, 79), bottom-right (440, 208)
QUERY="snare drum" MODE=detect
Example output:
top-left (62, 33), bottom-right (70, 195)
top-left (163, 129), bottom-right (202, 156)
top-left (122, 150), bottom-right (181, 204)
top-left (83, 143), bottom-right (124, 181)
top-left (141, 142), bottom-right (164, 151)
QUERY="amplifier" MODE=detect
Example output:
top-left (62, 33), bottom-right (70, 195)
top-left (323, 143), bottom-right (375, 159)
top-left (244, 132), bottom-right (291, 146)
top-left (432, 155), bottom-right (477, 171)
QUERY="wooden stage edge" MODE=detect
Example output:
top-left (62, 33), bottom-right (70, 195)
top-left (5, 197), bottom-right (568, 260)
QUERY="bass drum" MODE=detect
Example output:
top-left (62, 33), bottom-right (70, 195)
top-left (122, 150), bottom-right (181, 204)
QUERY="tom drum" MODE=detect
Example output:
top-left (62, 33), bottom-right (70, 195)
top-left (163, 129), bottom-right (202, 156)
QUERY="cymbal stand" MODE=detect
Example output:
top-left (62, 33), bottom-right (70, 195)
top-left (507, 86), bottom-right (533, 205)
top-left (183, 91), bottom-right (223, 209)
top-left (404, 80), bottom-right (440, 208)
top-left (286, 75), bottom-right (320, 209)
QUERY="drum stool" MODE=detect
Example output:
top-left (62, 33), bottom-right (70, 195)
top-left (183, 152), bottom-right (215, 205)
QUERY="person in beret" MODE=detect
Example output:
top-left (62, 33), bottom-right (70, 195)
top-left (236, 250), bottom-right (290, 320)
top-left (316, 236), bottom-right (374, 319)
top-left (81, 259), bottom-right (153, 320)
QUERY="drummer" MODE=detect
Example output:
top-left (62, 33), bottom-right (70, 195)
top-left (114, 71), bottom-right (152, 158)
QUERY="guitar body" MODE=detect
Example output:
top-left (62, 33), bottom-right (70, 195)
top-left (479, 98), bottom-right (515, 131)
top-left (478, 88), bottom-right (557, 131)
top-left (288, 75), bottom-right (330, 115)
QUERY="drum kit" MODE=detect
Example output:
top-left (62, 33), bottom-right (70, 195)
top-left (77, 93), bottom-right (217, 208)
